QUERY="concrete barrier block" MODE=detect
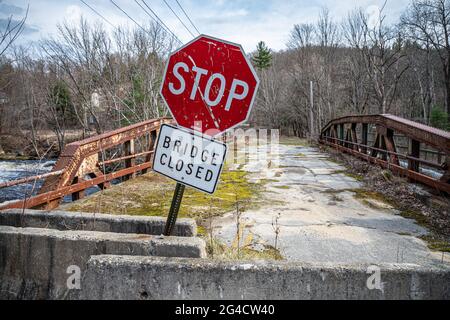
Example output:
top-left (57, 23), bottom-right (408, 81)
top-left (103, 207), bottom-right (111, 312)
top-left (0, 209), bottom-right (196, 237)
top-left (79, 255), bottom-right (450, 300)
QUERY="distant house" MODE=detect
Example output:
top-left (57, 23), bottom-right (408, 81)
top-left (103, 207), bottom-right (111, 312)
top-left (0, 92), bottom-right (8, 104)
top-left (89, 90), bottom-right (103, 126)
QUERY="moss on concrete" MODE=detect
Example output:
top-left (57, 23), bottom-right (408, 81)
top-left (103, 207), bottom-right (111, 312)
top-left (350, 188), bottom-right (395, 206)
top-left (197, 225), bottom-right (207, 237)
top-left (332, 170), bottom-right (364, 181)
top-left (258, 178), bottom-right (279, 184)
top-left (64, 165), bottom-right (264, 221)
top-left (273, 185), bottom-right (290, 190)
top-left (400, 209), bottom-right (430, 228)
top-left (420, 235), bottom-right (450, 253)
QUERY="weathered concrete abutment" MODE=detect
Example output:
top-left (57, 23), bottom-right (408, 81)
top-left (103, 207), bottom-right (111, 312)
top-left (2, 210), bottom-right (450, 300)
top-left (0, 210), bottom-right (205, 300)
top-left (0, 209), bottom-right (196, 236)
top-left (77, 255), bottom-right (450, 300)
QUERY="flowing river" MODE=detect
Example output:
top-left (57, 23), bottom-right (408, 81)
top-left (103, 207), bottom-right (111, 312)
top-left (0, 159), bottom-right (56, 204)
top-left (0, 159), bottom-right (122, 205)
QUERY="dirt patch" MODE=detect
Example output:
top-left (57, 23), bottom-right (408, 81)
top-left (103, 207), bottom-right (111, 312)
top-left (279, 136), bottom-right (309, 146)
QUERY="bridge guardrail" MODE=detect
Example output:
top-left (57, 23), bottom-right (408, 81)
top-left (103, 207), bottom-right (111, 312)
top-left (0, 117), bottom-right (173, 210)
top-left (319, 114), bottom-right (450, 194)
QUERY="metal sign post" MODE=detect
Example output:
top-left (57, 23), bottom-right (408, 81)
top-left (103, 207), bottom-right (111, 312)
top-left (164, 183), bottom-right (185, 236)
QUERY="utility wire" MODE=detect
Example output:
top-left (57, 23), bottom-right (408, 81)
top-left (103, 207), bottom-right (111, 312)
top-left (110, 0), bottom-right (153, 36)
top-left (174, 0), bottom-right (200, 35)
top-left (135, 0), bottom-right (182, 44)
top-left (162, 0), bottom-right (195, 38)
top-left (140, 0), bottom-right (182, 43)
top-left (79, 0), bottom-right (115, 28)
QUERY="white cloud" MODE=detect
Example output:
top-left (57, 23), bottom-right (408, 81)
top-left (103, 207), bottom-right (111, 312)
top-left (65, 5), bottom-right (82, 24)
top-left (223, 9), bottom-right (248, 17)
top-left (366, 5), bottom-right (381, 29)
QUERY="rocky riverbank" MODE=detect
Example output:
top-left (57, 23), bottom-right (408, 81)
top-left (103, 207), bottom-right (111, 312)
top-left (0, 132), bottom-right (77, 160)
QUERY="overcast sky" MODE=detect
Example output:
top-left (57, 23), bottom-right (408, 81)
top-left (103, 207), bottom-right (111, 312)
top-left (1, 0), bottom-right (411, 53)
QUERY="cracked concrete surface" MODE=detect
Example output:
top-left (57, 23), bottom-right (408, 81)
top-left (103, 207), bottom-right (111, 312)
top-left (212, 142), bottom-right (450, 267)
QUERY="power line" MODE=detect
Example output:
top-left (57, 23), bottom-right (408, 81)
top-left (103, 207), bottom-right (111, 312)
top-left (110, 0), bottom-right (153, 36)
top-left (174, 0), bottom-right (200, 35)
top-left (162, 0), bottom-right (195, 38)
top-left (79, 0), bottom-right (115, 28)
top-left (135, 0), bottom-right (182, 44)
top-left (140, 0), bottom-right (182, 43)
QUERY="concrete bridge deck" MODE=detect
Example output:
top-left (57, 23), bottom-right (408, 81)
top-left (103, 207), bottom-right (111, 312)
top-left (213, 142), bottom-right (449, 267)
top-left (56, 138), bottom-right (449, 267)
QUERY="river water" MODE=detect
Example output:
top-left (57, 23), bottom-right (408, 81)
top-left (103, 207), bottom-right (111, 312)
top-left (0, 159), bottom-right (56, 204)
top-left (0, 159), bottom-right (119, 205)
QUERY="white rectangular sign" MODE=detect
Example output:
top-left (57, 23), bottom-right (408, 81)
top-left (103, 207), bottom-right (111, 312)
top-left (152, 124), bottom-right (227, 194)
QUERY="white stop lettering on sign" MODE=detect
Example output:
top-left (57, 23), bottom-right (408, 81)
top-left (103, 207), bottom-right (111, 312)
top-left (168, 62), bottom-right (249, 111)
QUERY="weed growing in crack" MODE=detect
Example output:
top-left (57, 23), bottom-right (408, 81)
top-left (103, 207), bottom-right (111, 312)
top-left (272, 212), bottom-right (281, 250)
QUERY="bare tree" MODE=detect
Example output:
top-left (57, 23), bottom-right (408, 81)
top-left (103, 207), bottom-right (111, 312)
top-left (288, 23), bottom-right (315, 49)
top-left (401, 0), bottom-right (450, 119)
top-left (342, 10), bottom-right (371, 114)
top-left (349, 5), bottom-right (409, 113)
top-left (404, 39), bottom-right (436, 122)
top-left (0, 5), bottom-right (29, 57)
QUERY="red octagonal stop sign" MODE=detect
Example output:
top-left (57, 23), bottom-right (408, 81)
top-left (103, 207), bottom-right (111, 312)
top-left (160, 35), bottom-right (259, 136)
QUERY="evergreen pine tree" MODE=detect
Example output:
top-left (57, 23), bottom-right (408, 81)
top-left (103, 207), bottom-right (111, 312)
top-left (430, 106), bottom-right (450, 130)
top-left (252, 41), bottom-right (272, 70)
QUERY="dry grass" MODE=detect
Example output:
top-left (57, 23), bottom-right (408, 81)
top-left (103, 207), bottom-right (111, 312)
top-left (206, 237), bottom-right (283, 261)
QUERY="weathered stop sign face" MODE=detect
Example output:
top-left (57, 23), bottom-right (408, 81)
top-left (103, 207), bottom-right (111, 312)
top-left (160, 35), bottom-right (259, 136)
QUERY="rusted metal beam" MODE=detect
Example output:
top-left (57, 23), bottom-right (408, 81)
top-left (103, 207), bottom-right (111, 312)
top-left (98, 150), bottom-right (154, 166)
top-left (440, 156), bottom-right (450, 183)
top-left (320, 139), bottom-right (450, 194)
top-left (0, 162), bottom-right (152, 210)
top-left (320, 114), bottom-right (450, 153)
top-left (142, 130), bottom-right (158, 174)
top-left (0, 170), bottom-right (64, 189)
top-left (39, 118), bottom-right (172, 196)
top-left (408, 139), bottom-right (421, 173)
top-left (123, 139), bottom-right (135, 181)
top-left (322, 136), bottom-right (443, 170)
top-left (361, 123), bottom-right (368, 154)
top-left (319, 114), bottom-right (449, 193)
top-left (384, 128), bottom-right (399, 166)
top-left (350, 123), bottom-right (358, 151)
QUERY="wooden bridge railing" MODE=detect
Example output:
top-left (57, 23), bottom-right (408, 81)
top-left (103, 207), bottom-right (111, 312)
top-left (0, 117), bottom-right (173, 210)
top-left (319, 114), bottom-right (450, 194)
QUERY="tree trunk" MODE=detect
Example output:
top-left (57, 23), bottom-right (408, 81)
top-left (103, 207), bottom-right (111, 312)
top-left (446, 79), bottom-right (450, 122)
top-left (446, 60), bottom-right (450, 122)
